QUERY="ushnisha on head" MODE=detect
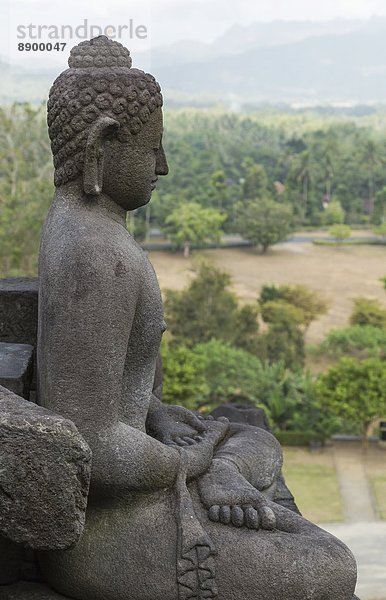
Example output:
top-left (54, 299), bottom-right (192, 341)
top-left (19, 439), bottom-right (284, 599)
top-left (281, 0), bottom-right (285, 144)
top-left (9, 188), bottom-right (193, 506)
top-left (47, 36), bottom-right (168, 210)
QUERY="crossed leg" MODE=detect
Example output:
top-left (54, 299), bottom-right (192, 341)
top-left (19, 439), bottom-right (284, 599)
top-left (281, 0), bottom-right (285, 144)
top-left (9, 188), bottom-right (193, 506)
top-left (199, 423), bottom-right (284, 530)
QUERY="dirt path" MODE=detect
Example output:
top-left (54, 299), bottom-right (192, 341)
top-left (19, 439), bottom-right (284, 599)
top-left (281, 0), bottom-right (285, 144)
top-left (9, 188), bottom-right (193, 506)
top-left (332, 442), bottom-right (377, 522)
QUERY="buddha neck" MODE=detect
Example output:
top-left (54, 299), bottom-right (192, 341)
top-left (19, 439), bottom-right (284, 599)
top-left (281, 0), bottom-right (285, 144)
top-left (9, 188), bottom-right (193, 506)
top-left (54, 178), bottom-right (128, 229)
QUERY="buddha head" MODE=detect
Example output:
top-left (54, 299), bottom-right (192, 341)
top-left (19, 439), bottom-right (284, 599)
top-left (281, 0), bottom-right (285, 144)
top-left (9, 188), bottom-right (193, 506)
top-left (47, 36), bottom-right (168, 210)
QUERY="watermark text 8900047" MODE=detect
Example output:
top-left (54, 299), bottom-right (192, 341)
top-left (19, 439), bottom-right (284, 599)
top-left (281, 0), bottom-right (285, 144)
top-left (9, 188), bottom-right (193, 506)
top-left (18, 42), bottom-right (67, 52)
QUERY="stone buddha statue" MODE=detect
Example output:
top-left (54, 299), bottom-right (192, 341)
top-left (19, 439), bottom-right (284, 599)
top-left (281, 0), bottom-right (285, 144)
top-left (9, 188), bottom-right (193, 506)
top-left (33, 36), bottom-right (358, 600)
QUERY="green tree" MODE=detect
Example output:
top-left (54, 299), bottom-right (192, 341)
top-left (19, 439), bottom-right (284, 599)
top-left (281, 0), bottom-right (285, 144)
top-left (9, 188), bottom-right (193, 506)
top-left (373, 223), bottom-right (386, 239)
top-left (317, 325), bottom-right (386, 360)
top-left (372, 187), bottom-right (386, 225)
top-left (165, 261), bottom-right (259, 349)
top-left (259, 284), bottom-right (328, 332)
top-left (160, 342), bottom-right (209, 410)
top-left (162, 202), bottom-right (225, 257)
top-left (235, 304), bottom-right (261, 353)
top-left (329, 224), bottom-right (351, 243)
top-left (0, 104), bottom-right (53, 274)
top-left (260, 322), bottom-right (305, 371)
top-left (361, 138), bottom-right (381, 210)
top-left (192, 340), bottom-right (262, 407)
top-left (260, 300), bottom-right (305, 328)
top-left (236, 198), bottom-right (293, 253)
top-left (315, 358), bottom-right (386, 447)
top-left (254, 363), bottom-right (318, 433)
top-left (322, 200), bottom-right (345, 225)
top-left (242, 162), bottom-right (270, 200)
top-left (295, 150), bottom-right (313, 220)
top-left (350, 298), bottom-right (386, 328)
top-left (207, 170), bottom-right (229, 210)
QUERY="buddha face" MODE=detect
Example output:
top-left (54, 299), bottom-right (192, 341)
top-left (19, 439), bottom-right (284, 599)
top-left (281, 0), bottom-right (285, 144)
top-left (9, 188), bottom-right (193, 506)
top-left (102, 107), bottom-right (168, 211)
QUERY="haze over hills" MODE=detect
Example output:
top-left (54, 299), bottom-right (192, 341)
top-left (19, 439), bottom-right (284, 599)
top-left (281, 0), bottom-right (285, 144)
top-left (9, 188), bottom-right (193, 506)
top-left (2, 16), bottom-right (386, 105)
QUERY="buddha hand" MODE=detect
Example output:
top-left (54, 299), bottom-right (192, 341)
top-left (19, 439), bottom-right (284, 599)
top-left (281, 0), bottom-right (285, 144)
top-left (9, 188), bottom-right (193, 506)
top-left (147, 403), bottom-right (208, 447)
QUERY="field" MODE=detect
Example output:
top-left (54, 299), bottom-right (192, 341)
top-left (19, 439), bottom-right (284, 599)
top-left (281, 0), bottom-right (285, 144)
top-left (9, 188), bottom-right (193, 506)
top-left (282, 446), bottom-right (344, 523)
top-left (149, 240), bottom-right (386, 345)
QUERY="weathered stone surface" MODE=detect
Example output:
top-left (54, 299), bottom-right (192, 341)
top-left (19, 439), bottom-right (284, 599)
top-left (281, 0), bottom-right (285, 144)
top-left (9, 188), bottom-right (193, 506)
top-left (0, 280), bottom-right (38, 348)
top-left (0, 582), bottom-right (70, 599)
top-left (0, 386), bottom-right (91, 550)
top-left (0, 343), bottom-right (33, 399)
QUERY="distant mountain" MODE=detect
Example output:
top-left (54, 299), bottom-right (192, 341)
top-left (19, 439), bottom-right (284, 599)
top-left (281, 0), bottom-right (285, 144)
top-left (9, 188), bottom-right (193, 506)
top-left (137, 17), bottom-right (377, 69)
top-left (3, 17), bottom-right (386, 105)
top-left (0, 59), bottom-right (53, 104)
top-left (154, 24), bottom-right (386, 104)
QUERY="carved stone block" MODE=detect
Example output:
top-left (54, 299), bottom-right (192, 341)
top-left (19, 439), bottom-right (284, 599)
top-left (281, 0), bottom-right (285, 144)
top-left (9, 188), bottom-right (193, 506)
top-left (0, 343), bottom-right (34, 399)
top-left (0, 279), bottom-right (38, 348)
top-left (0, 386), bottom-right (91, 550)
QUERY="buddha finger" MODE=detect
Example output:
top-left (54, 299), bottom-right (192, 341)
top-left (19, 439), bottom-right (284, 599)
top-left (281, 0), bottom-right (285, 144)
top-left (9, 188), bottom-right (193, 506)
top-left (174, 437), bottom-right (189, 447)
top-left (231, 506), bottom-right (244, 527)
top-left (165, 441), bottom-right (179, 448)
top-left (182, 436), bottom-right (196, 445)
top-left (219, 505), bottom-right (231, 525)
top-left (245, 507), bottom-right (260, 530)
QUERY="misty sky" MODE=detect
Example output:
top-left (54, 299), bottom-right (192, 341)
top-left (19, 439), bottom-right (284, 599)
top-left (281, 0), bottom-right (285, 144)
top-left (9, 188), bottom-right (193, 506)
top-left (2, 0), bottom-right (386, 70)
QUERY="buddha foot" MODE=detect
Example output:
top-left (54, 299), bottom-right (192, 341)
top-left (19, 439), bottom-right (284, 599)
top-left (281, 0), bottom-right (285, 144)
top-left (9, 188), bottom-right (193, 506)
top-left (198, 458), bottom-right (276, 530)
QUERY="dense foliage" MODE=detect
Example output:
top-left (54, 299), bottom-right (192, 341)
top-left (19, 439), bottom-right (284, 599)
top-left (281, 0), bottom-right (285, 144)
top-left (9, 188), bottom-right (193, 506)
top-left (2, 103), bottom-right (386, 441)
top-left (317, 325), bottom-right (386, 360)
top-left (4, 104), bottom-right (386, 269)
top-left (350, 297), bottom-right (386, 328)
top-left (164, 261), bottom-right (259, 349)
top-left (315, 358), bottom-right (386, 445)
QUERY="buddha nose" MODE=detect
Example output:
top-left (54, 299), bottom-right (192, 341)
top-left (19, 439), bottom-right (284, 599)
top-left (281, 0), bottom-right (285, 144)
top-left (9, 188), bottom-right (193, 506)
top-left (156, 142), bottom-right (169, 176)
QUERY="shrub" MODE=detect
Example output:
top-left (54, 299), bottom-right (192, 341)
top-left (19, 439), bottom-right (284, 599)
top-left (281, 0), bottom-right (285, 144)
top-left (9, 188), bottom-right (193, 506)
top-left (260, 300), bottom-right (304, 327)
top-left (259, 284), bottom-right (328, 330)
top-left (329, 224), bottom-right (351, 242)
top-left (350, 297), bottom-right (386, 328)
top-left (322, 200), bottom-right (345, 225)
top-left (318, 325), bottom-right (386, 359)
top-left (275, 431), bottom-right (324, 446)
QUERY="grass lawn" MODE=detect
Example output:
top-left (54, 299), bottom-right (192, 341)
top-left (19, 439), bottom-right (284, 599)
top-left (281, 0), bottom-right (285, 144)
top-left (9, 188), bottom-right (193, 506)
top-left (282, 447), bottom-right (344, 523)
top-left (365, 444), bottom-right (386, 520)
top-left (369, 475), bottom-right (386, 519)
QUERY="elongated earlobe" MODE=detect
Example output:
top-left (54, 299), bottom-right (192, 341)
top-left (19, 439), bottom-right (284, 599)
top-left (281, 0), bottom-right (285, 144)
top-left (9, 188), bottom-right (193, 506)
top-left (83, 116), bottom-right (119, 196)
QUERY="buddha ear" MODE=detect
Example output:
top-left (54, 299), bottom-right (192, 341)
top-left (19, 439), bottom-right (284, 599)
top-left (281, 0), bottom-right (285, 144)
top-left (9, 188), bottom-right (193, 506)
top-left (83, 116), bottom-right (120, 196)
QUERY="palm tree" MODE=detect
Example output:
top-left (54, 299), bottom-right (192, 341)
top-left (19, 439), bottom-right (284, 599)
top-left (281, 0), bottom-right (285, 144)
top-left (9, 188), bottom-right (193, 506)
top-left (296, 150), bottom-right (313, 220)
top-left (361, 139), bottom-right (381, 210)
